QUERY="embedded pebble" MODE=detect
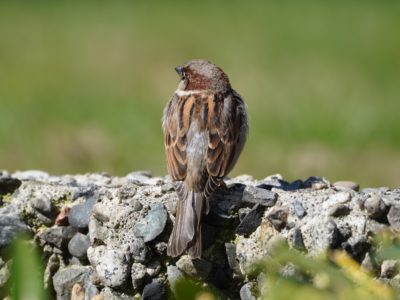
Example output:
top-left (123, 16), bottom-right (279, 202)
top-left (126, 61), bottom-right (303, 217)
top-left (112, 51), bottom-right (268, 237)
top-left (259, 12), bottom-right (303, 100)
top-left (68, 233), bottom-right (90, 260)
top-left (69, 196), bottom-right (98, 229)
top-left (381, 260), bottom-right (399, 278)
top-left (333, 181), bottom-right (359, 192)
top-left (176, 255), bottom-right (212, 280)
top-left (292, 201), bottom-right (306, 218)
top-left (364, 194), bottom-right (388, 219)
top-left (142, 280), bottom-right (166, 300)
top-left (236, 204), bottom-right (264, 236)
top-left (387, 206), bottom-right (400, 231)
top-left (241, 186), bottom-right (277, 207)
top-left (133, 203), bottom-right (168, 242)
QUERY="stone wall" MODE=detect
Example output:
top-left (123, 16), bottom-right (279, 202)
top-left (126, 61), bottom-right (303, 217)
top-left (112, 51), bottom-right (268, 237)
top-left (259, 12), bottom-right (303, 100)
top-left (0, 170), bottom-right (399, 299)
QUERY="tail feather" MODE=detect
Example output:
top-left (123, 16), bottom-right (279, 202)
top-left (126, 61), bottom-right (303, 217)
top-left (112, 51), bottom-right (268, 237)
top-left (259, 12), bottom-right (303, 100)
top-left (167, 185), bottom-right (205, 258)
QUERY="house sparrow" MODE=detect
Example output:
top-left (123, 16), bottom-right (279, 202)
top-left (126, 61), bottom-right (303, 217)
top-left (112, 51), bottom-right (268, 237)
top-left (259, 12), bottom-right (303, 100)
top-left (162, 59), bottom-right (248, 258)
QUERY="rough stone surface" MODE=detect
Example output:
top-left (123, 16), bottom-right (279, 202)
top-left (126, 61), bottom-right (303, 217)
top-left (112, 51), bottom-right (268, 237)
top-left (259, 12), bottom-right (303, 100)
top-left (131, 262), bottom-right (147, 291)
top-left (167, 265), bottom-right (184, 293)
top-left (387, 206), bottom-right (400, 231)
top-left (0, 259), bottom-right (11, 288)
top-left (1, 170), bottom-right (400, 299)
top-left (69, 196), bottom-right (98, 229)
top-left (52, 266), bottom-right (88, 300)
top-left (363, 193), bottom-right (388, 219)
top-left (333, 180), bottom-right (360, 191)
top-left (236, 204), bottom-right (264, 236)
top-left (240, 282), bottom-right (257, 300)
top-left (176, 255), bottom-right (212, 280)
top-left (68, 233), bottom-right (90, 260)
top-left (133, 203), bottom-right (168, 242)
top-left (267, 207), bottom-right (288, 230)
top-left (381, 260), bottom-right (399, 279)
top-left (142, 280), bottom-right (166, 300)
top-left (0, 212), bottom-right (30, 248)
top-left (292, 200), bottom-right (306, 218)
top-left (329, 203), bottom-right (350, 217)
top-left (43, 226), bottom-right (77, 250)
top-left (241, 186), bottom-right (277, 207)
top-left (87, 246), bottom-right (130, 288)
top-left (0, 176), bottom-right (22, 195)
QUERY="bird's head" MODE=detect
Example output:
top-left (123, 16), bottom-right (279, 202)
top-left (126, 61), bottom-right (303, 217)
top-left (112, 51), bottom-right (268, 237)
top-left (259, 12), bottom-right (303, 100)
top-left (175, 59), bottom-right (231, 93)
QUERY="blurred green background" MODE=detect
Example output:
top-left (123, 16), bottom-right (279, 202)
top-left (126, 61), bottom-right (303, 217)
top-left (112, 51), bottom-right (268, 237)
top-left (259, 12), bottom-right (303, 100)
top-left (0, 0), bottom-right (399, 187)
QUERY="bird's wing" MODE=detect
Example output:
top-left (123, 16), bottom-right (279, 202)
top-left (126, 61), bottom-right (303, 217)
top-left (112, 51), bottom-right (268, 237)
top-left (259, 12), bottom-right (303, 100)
top-left (205, 92), bottom-right (248, 197)
top-left (163, 94), bottom-right (189, 181)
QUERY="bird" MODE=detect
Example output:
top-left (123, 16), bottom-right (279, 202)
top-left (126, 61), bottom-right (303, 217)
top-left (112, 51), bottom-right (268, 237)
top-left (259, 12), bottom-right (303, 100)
top-left (162, 59), bottom-right (248, 258)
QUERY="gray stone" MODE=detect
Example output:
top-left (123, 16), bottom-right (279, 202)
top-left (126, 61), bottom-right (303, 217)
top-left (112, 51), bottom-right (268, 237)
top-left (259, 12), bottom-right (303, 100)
top-left (361, 252), bottom-right (376, 273)
top-left (53, 265), bottom-right (88, 300)
top-left (43, 226), bottom-right (77, 250)
top-left (70, 184), bottom-right (97, 201)
top-left (329, 204), bottom-right (350, 217)
top-left (117, 184), bottom-right (137, 199)
top-left (285, 179), bottom-right (304, 190)
top-left (381, 260), bottom-right (399, 278)
top-left (167, 265), bottom-right (184, 294)
top-left (87, 246), bottom-right (129, 288)
top-left (303, 176), bottom-right (329, 190)
top-left (102, 287), bottom-right (132, 300)
top-left (88, 217), bottom-right (109, 245)
top-left (142, 280), bottom-right (166, 300)
top-left (238, 207), bottom-right (251, 221)
top-left (333, 181), bottom-right (359, 191)
top-left (362, 187), bottom-right (389, 194)
top-left (126, 171), bottom-right (163, 186)
top-left (131, 262), bottom-right (146, 291)
top-left (13, 170), bottom-right (49, 181)
top-left (326, 221), bottom-right (344, 249)
top-left (44, 254), bottom-right (60, 289)
top-left (0, 213), bottom-right (30, 248)
top-left (211, 183), bottom-right (246, 212)
top-left (0, 176), bottom-right (21, 195)
top-left (382, 192), bottom-right (400, 207)
top-left (83, 275), bottom-right (99, 300)
top-left (387, 206), bottom-right (400, 231)
top-left (31, 194), bottom-right (55, 217)
top-left (267, 207), bottom-right (288, 230)
top-left (132, 200), bottom-right (143, 212)
top-left (343, 236), bottom-right (370, 262)
top-left (364, 194), bottom-right (388, 219)
top-left (225, 243), bottom-right (239, 272)
top-left (130, 238), bottom-right (149, 263)
top-left (236, 204), bottom-right (264, 236)
top-left (69, 196), bottom-right (97, 229)
top-left (240, 282), bottom-right (257, 300)
top-left (0, 259), bottom-right (11, 288)
top-left (68, 233), bottom-right (90, 259)
top-left (288, 228), bottom-right (306, 251)
top-left (293, 200), bottom-right (306, 218)
top-left (91, 203), bottom-right (110, 223)
top-left (146, 259), bottom-right (161, 277)
top-left (328, 191), bottom-right (352, 203)
top-left (133, 203), bottom-right (167, 242)
top-left (242, 186), bottom-right (277, 207)
top-left (176, 255), bottom-right (212, 280)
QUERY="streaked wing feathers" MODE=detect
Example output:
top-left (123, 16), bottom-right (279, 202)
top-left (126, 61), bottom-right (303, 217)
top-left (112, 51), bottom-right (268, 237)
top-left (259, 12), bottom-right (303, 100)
top-left (206, 93), bottom-right (243, 177)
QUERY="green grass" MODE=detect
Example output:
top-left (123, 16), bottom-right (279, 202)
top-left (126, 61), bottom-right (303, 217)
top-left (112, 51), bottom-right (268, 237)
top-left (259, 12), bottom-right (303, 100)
top-left (0, 0), bottom-right (399, 186)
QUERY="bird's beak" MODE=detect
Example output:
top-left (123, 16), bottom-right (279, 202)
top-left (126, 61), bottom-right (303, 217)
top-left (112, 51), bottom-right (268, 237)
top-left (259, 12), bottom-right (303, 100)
top-left (175, 66), bottom-right (184, 80)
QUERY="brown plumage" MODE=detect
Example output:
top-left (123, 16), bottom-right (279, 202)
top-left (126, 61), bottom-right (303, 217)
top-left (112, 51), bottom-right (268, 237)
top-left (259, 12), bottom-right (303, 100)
top-left (162, 59), bottom-right (248, 258)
